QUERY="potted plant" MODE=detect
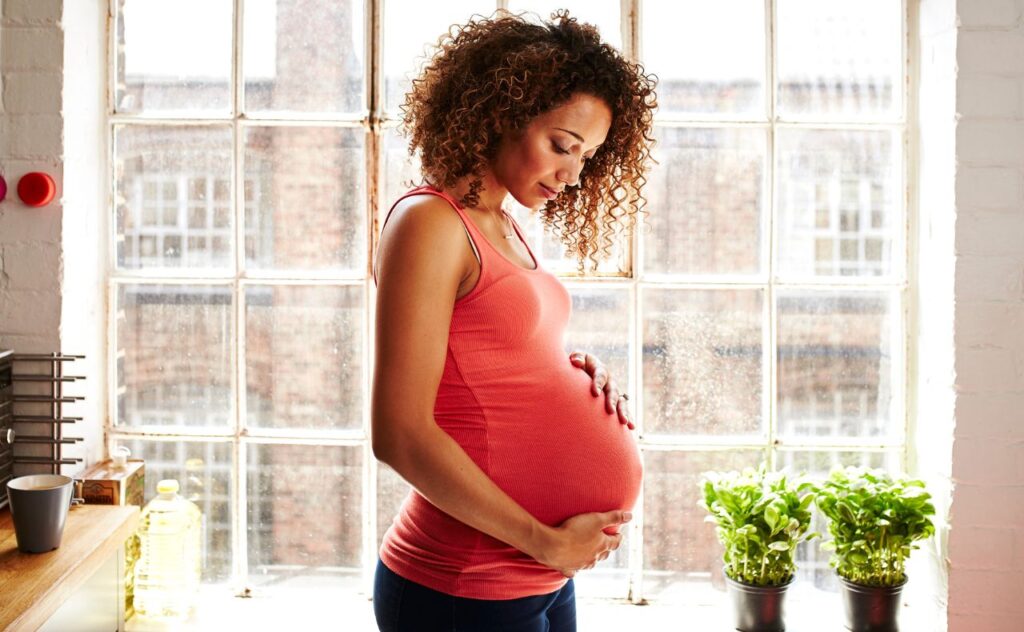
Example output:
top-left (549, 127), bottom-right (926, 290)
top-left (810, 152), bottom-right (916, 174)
top-left (814, 466), bottom-right (936, 632)
top-left (699, 465), bottom-right (817, 632)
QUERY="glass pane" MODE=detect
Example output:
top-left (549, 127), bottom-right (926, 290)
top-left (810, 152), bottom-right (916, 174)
top-left (382, 0), bottom-right (484, 114)
top-left (244, 0), bottom-right (366, 113)
top-left (116, 0), bottom-right (232, 114)
top-left (118, 438), bottom-right (234, 582)
top-left (642, 289), bottom-right (764, 436)
top-left (775, 129), bottom-right (899, 278)
top-left (643, 449), bottom-right (765, 604)
top-left (574, 529), bottom-right (630, 600)
top-left (777, 0), bottom-right (903, 120)
top-left (564, 287), bottom-right (630, 396)
top-left (776, 450), bottom-right (901, 591)
top-left (507, 1), bottom-right (621, 49)
top-left (247, 444), bottom-right (363, 589)
top-left (380, 126), bottom-right (423, 225)
top-left (643, 0), bottom-right (765, 117)
top-left (777, 290), bottom-right (898, 440)
top-left (563, 286), bottom-right (631, 598)
top-left (245, 285), bottom-right (365, 430)
top-left (376, 463), bottom-right (410, 548)
top-left (244, 126), bottom-right (366, 272)
top-left (644, 126), bottom-right (767, 276)
top-left (117, 284), bottom-right (233, 429)
top-left (115, 125), bottom-right (234, 270)
top-left (508, 201), bottom-right (627, 275)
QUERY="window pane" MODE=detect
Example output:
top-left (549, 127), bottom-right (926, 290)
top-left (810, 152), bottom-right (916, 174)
top-left (776, 449), bottom-right (901, 591)
top-left (574, 529), bottom-right (630, 600)
top-left (247, 443), bottom-right (363, 588)
top-left (244, 126), bottom-right (366, 272)
top-left (508, 201), bottom-right (628, 275)
top-left (376, 463), bottom-right (409, 548)
top-left (382, 0), bottom-right (484, 114)
top-left (507, 0), bottom-right (621, 49)
top-left (776, 129), bottom-right (900, 279)
top-left (115, 125), bottom-right (234, 270)
top-left (777, 0), bottom-right (903, 120)
top-left (564, 287), bottom-right (630, 394)
top-left (380, 126), bottom-right (423, 223)
top-left (777, 290), bottom-right (898, 441)
top-left (245, 284), bottom-right (365, 431)
top-left (643, 449), bottom-right (765, 604)
top-left (643, 0), bottom-right (765, 118)
top-left (644, 126), bottom-right (767, 276)
top-left (119, 438), bottom-right (234, 582)
top-left (244, 0), bottom-right (366, 113)
top-left (564, 286), bottom-right (631, 598)
top-left (116, 0), bottom-right (232, 114)
top-left (117, 284), bottom-right (233, 429)
top-left (642, 289), bottom-right (764, 436)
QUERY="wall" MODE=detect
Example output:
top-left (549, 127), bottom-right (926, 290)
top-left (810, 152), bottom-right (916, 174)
top-left (0, 0), bottom-right (105, 469)
top-left (0, 0), bottom-right (65, 355)
top-left (947, 1), bottom-right (1024, 630)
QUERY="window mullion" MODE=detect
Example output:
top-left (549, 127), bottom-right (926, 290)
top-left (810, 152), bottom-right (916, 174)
top-left (231, 0), bottom-right (249, 590)
top-left (625, 0), bottom-right (645, 605)
top-left (766, 0), bottom-right (779, 472)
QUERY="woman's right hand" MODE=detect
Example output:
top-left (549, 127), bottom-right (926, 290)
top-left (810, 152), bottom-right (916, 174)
top-left (532, 510), bottom-right (632, 578)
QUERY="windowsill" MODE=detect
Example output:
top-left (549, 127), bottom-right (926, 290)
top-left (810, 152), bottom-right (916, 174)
top-left (124, 583), bottom-right (939, 631)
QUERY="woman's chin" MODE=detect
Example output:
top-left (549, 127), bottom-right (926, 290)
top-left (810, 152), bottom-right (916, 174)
top-left (507, 193), bottom-right (544, 212)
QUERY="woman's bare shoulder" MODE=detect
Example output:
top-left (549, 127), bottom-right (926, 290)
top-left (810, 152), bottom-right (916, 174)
top-left (377, 193), bottom-right (472, 280)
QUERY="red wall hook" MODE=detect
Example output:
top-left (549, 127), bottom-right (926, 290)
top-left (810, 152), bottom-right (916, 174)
top-left (17, 172), bottom-right (57, 207)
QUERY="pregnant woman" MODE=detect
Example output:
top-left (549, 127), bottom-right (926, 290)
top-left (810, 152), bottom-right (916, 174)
top-left (371, 10), bottom-right (656, 632)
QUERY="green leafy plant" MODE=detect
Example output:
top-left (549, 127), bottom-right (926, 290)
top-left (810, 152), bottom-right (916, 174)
top-left (814, 466), bottom-right (936, 587)
top-left (699, 465), bottom-right (817, 586)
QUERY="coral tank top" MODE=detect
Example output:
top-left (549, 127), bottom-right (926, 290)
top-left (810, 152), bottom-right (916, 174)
top-left (376, 186), bottom-right (643, 600)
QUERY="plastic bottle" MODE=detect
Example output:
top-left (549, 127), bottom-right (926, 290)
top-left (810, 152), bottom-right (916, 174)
top-left (133, 479), bottom-right (202, 620)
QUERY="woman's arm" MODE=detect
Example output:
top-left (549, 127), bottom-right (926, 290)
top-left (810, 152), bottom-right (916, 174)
top-left (372, 197), bottom-right (628, 577)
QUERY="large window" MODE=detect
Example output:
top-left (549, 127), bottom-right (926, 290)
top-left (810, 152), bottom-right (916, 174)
top-left (109, 0), bottom-right (907, 613)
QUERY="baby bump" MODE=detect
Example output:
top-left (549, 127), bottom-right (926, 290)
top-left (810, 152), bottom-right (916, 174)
top-left (485, 367), bottom-right (643, 526)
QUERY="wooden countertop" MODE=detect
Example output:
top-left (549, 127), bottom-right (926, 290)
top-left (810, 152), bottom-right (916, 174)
top-left (0, 504), bottom-right (139, 632)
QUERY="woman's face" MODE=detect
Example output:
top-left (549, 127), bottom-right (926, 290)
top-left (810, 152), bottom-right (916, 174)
top-left (491, 92), bottom-right (612, 210)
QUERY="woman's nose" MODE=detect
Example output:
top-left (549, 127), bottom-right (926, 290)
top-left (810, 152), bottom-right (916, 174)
top-left (556, 163), bottom-right (582, 187)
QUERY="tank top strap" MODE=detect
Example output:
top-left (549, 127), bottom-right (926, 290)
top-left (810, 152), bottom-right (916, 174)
top-left (375, 185), bottom-right (488, 285)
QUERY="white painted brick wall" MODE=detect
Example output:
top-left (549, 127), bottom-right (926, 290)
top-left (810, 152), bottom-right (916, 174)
top-left (0, 0), bottom-right (106, 477)
top-left (2, 72), bottom-right (62, 113)
top-left (948, 0), bottom-right (1024, 629)
top-left (0, 27), bottom-right (63, 70)
top-left (955, 166), bottom-right (1022, 209)
top-left (0, 0), bottom-right (64, 355)
top-left (2, 0), bottom-right (62, 24)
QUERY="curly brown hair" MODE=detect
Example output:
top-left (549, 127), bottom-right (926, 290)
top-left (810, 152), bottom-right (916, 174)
top-left (401, 10), bottom-right (658, 271)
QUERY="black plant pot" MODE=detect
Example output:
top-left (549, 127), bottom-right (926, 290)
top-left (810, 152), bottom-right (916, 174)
top-left (725, 574), bottom-right (793, 632)
top-left (838, 575), bottom-right (907, 632)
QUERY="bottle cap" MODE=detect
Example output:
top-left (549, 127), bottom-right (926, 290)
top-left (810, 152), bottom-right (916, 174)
top-left (111, 445), bottom-right (131, 468)
top-left (157, 479), bottom-right (180, 494)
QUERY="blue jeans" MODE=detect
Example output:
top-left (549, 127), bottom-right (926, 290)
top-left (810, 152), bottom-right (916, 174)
top-left (373, 559), bottom-right (577, 632)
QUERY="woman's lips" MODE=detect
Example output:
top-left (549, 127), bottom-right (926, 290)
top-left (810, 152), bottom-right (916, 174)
top-left (539, 183), bottom-right (559, 200)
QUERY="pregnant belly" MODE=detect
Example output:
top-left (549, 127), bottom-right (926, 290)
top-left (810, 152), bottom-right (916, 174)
top-left (485, 364), bottom-right (643, 526)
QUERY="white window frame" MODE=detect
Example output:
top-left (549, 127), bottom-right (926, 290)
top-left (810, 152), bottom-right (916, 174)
top-left (105, 0), bottom-right (912, 613)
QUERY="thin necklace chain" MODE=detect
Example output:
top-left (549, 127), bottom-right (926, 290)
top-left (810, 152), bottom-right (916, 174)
top-left (476, 199), bottom-right (516, 240)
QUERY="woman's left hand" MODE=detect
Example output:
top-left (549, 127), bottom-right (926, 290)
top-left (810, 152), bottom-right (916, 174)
top-left (569, 351), bottom-right (634, 430)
